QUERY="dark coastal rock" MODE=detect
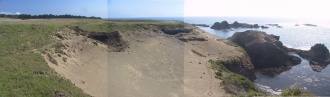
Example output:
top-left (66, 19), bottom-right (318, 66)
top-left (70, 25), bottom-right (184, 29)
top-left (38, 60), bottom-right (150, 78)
top-left (288, 44), bottom-right (330, 72)
top-left (230, 21), bottom-right (259, 28)
top-left (191, 24), bottom-right (210, 27)
top-left (231, 21), bottom-right (240, 28)
top-left (266, 24), bottom-right (282, 28)
top-left (270, 34), bottom-right (280, 40)
top-left (161, 27), bottom-right (192, 35)
top-left (309, 44), bottom-right (330, 62)
top-left (210, 21), bottom-right (230, 30)
top-left (88, 31), bottom-right (127, 52)
top-left (228, 30), bottom-right (301, 71)
top-left (221, 54), bottom-right (257, 81)
top-left (211, 21), bottom-right (268, 30)
top-left (88, 31), bottom-right (121, 45)
top-left (178, 37), bottom-right (207, 42)
top-left (261, 26), bottom-right (269, 29)
top-left (253, 24), bottom-right (259, 28)
top-left (239, 23), bottom-right (254, 28)
top-left (303, 24), bottom-right (317, 27)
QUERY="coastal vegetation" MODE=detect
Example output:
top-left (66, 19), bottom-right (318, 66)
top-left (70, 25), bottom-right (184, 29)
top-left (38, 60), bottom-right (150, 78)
top-left (281, 87), bottom-right (314, 96)
top-left (0, 18), bottom-right (187, 96)
top-left (0, 18), bottom-right (112, 96)
top-left (2, 17), bottom-right (324, 96)
top-left (209, 60), bottom-right (265, 96)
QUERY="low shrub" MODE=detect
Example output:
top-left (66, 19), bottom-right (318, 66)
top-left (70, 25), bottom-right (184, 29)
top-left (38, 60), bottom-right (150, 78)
top-left (209, 60), bottom-right (265, 96)
top-left (47, 53), bottom-right (58, 65)
top-left (281, 87), bottom-right (314, 96)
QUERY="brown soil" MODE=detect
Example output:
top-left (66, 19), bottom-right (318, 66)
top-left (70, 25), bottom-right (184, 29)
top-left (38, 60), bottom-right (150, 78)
top-left (41, 23), bottom-right (248, 97)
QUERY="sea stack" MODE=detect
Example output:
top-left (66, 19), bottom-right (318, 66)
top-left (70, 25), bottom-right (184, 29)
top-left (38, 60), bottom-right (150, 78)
top-left (228, 30), bottom-right (301, 71)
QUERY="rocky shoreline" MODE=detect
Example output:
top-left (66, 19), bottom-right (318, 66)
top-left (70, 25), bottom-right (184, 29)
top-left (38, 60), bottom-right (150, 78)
top-left (228, 30), bottom-right (330, 75)
top-left (210, 21), bottom-right (272, 30)
top-left (287, 44), bottom-right (330, 72)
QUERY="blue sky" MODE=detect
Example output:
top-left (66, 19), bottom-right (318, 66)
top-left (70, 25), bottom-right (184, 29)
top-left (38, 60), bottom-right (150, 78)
top-left (0, 0), bottom-right (329, 20)
top-left (108, 0), bottom-right (184, 18)
top-left (0, 0), bottom-right (184, 18)
top-left (0, 0), bottom-right (108, 18)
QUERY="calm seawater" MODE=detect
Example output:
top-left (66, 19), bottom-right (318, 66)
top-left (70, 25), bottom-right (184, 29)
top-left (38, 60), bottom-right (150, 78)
top-left (124, 17), bottom-right (330, 95)
top-left (183, 17), bottom-right (330, 96)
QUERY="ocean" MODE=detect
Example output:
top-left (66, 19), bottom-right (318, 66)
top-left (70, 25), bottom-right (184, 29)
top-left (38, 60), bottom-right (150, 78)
top-left (120, 17), bottom-right (330, 96)
top-left (183, 17), bottom-right (330, 96)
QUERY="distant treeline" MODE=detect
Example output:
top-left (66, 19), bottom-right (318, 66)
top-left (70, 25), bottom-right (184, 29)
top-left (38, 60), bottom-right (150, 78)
top-left (0, 14), bottom-right (101, 19)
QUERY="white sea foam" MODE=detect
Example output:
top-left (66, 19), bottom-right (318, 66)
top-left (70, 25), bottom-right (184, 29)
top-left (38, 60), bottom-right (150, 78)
top-left (255, 83), bottom-right (281, 95)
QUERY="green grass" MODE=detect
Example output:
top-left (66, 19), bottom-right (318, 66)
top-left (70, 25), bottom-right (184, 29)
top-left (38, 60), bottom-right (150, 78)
top-left (0, 52), bottom-right (87, 96)
top-left (209, 60), bottom-right (265, 96)
top-left (281, 87), bottom-right (314, 96)
top-left (108, 20), bottom-right (186, 31)
top-left (0, 18), bottom-right (185, 96)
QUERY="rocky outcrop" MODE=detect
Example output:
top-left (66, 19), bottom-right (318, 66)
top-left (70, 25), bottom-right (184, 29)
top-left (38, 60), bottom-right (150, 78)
top-left (287, 44), bottom-right (330, 72)
top-left (231, 21), bottom-right (240, 28)
top-left (231, 21), bottom-right (260, 28)
top-left (239, 23), bottom-right (258, 28)
top-left (191, 24), bottom-right (210, 27)
top-left (307, 44), bottom-right (330, 63)
top-left (261, 26), bottom-right (269, 29)
top-left (221, 54), bottom-right (257, 81)
top-left (87, 31), bottom-right (127, 52)
top-left (228, 30), bottom-right (301, 73)
top-left (210, 21), bottom-right (230, 30)
top-left (294, 24), bottom-right (317, 27)
top-left (161, 27), bottom-right (192, 35)
top-left (303, 24), bottom-right (317, 27)
top-left (266, 24), bottom-right (282, 28)
top-left (270, 34), bottom-right (280, 40)
top-left (211, 21), bottom-right (267, 30)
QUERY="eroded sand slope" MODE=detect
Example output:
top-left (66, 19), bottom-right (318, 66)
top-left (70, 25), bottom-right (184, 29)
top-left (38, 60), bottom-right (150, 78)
top-left (42, 22), bottom-right (246, 97)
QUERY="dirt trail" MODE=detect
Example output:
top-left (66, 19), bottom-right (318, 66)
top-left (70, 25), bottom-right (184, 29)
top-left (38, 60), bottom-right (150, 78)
top-left (41, 23), bottom-right (245, 97)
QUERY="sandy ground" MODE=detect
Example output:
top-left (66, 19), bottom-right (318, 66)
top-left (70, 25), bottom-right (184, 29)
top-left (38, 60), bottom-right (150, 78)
top-left (42, 24), bottom-right (245, 97)
top-left (108, 32), bottom-right (184, 97)
top-left (183, 27), bottom-right (243, 97)
top-left (42, 28), bottom-right (109, 97)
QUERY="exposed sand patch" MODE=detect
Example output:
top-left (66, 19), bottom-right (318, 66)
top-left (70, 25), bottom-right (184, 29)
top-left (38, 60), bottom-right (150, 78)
top-left (42, 28), bottom-right (109, 97)
top-left (41, 23), bottom-right (247, 97)
top-left (108, 32), bottom-right (184, 97)
top-left (183, 27), bottom-right (243, 97)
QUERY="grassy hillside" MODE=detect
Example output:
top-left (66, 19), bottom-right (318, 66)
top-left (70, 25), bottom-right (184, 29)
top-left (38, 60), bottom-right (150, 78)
top-left (0, 18), bottom-right (113, 96)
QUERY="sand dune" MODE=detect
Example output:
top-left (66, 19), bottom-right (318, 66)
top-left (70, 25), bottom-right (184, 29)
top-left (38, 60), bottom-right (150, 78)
top-left (42, 22), bottom-right (246, 97)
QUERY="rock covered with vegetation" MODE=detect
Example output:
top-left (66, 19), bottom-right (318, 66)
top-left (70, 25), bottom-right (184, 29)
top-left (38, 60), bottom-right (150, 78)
top-left (161, 27), bottom-right (193, 35)
top-left (209, 60), bottom-right (264, 96)
top-left (217, 54), bottom-right (256, 81)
